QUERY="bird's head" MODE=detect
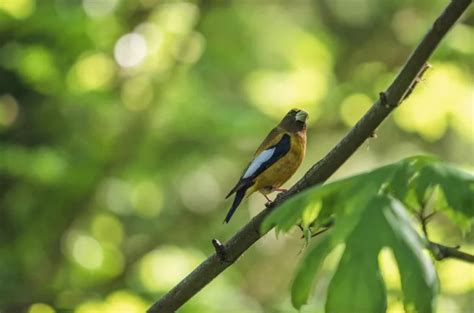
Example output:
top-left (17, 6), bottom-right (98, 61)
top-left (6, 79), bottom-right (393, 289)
top-left (279, 108), bottom-right (308, 133)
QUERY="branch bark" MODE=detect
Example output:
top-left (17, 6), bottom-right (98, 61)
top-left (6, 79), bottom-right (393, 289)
top-left (148, 1), bottom-right (472, 312)
top-left (428, 241), bottom-right (474, 263)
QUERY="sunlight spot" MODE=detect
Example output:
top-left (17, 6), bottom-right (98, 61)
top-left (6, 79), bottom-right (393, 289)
top-left (18, 46), bottom-right (59, 89)
top-left (114, 33), bottom-right (147, 68)
top-left (340, 93), bottom-right (372, 127)
top-left (76, 291), bottom-right (147, 313)
top-left (446, 24), bottom-right (474, 54)
top-left (394, 63), bottom-right (472, 141)
top-left (28, 303), bottom-right (55, 313)
top-left (153, 2), bottom-right (199, 34)
top-left (70, 52), bottom-right (115, 92)
top-left (130, 180), bottom-right (163, 217)
top-left (179, 168), bottom-right (221, 213)
top-left (0, 0), bottom-right (35, 19)
top-left (103, 178), bottom-right (133, 215)
top-left (134, 23), bottom-right (173, 73)
top-left (392, 9), bottom-right (424, 45)
top-left (436, 296), bottom-right (461, 313)
top-left (437, 258), bottom-right (474, 293)
top-left (302, 201), bottom-right (322, 227)
top-left (91, 214), bottom-right (123, 245)
top-left (244, 68), bottom-right (326, 122)
top-left (172, 31), bottom-right (205, 64)
top-left (0, 94), bottom-right (19, 127)
top-left (387, 296), bottom-right (405, 313)
top-left (379, 248), bottom-right (401, 290)
top-left (322, 244), bottom-right (345, 271)
top-left (82, 0), bottom-right (118, 19)
top-left (75, 301), bottom-right (104, 313)
top-left (104, 291), bottom-right (148, 313)
top-left (135, 23), bottom-right (164, 55)
top-left (139, 246), bottom-right (201, 292)
top-left (70, 234), bottom-right (104, 270)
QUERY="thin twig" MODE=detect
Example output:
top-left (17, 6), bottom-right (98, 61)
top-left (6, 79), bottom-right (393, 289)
top-left (310, 227), bottom-right (331, 238)
top-left (402, 62), bottom-right (432, 101)
top-left (418, 204), bottom-right (473, 264)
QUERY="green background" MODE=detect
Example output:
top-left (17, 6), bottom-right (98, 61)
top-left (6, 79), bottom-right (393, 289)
top-left (0, 0), bottom-right (472, 312)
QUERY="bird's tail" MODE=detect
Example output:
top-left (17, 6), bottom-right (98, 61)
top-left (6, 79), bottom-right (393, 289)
top-left (224, 185), bottom-right (250, 223)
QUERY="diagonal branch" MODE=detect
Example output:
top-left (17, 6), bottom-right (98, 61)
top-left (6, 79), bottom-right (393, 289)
top-left (148, 1), bottom-right (471, 312)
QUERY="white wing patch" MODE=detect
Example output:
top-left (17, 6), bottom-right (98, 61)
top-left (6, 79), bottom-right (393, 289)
top-left (242, 147), bottom-right (276, 179)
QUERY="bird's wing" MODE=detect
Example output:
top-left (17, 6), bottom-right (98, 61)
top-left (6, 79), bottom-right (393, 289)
top-left (226, 132), bottom-right (291, 198)
top-left (254, 127), bottom-right (283, 156)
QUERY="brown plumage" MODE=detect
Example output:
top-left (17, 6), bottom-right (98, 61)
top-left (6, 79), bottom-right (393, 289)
top-left (224, 109), bottom-right (308, 223)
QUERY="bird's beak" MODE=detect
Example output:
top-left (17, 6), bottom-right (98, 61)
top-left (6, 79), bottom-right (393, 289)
top-left (295, 110), bottom-right (308, 122)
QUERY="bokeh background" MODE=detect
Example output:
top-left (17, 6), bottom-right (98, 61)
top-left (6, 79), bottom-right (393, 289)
top-left (0, 0), bottom-right (473, 312)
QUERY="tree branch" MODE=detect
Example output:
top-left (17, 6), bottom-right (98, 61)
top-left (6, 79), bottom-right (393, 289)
top-left (428, 241), bottom-right (474, 263)
top-left (148, 1), bottom-right (471, 312)
top-left (418, 203), bottom-right (474, 264)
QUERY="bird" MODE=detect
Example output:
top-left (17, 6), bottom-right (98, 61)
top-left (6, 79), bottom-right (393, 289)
top-left (224, 108), bottom-right (308, 223)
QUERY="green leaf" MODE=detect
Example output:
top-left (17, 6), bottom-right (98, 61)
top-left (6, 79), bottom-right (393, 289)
top-left (262, 158), bottom-right (403, 235)
top-left (328, 179), bottom-right (385, 244)
top-left (326, 197), bottom-right (387, 313)
top-left (414, 163), bottom-right (474, 229)
top-left (388, 157), bottom-right (420, 201)
top-left (301, 200), bottom-right (322, 227)
top-left (310, 195), bottom-right (337, 229)
top-left (384, 198), bottom-right (438, 313)
top-left (263, 156), bottom-right (466, 311)
top-left (306, 195), bottom-right (437, 313)
top-left (261, 178), bottom-right (354, 233)
top-left (291, 235), bottom-right (334, 309)
top-left (434, 164), bottom-right (474, 218)
top-left (325, 248), bottom-right (386, 313)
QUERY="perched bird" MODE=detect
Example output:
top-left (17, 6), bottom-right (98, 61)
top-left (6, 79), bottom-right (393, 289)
top-left (224, 109), bottom-right (308, 223)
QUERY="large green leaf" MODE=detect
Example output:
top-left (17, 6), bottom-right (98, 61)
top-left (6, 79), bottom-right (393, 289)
top-left (325, 249), bottom-right (386, 313)
top-left (264, 156), bottom-right (468, 311)
top-left (384, 199), bottom-right (438, 313)
top-left (326, 197), bottom-right (387, 313)
top-left (291, 235), bottom-right (334, 309)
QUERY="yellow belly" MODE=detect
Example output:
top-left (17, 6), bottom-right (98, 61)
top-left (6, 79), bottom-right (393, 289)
top-left (248, 133), bottom-right (306, 196)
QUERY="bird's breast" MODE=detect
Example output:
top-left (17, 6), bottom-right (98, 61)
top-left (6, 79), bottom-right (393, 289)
top-left (252, 132), bottom-right (306, 194)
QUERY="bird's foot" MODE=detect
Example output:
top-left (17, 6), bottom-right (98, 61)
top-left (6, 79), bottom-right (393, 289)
top-left (274, 188), bottom-right (288, 192)
top-left (263, 193), bottom-right (273, 202)
top-left (262, 194), bottom-right (274, 208)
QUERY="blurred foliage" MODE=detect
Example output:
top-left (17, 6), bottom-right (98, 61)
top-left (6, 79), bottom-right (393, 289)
top-left (0, 0), bottom-right (472, 313)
